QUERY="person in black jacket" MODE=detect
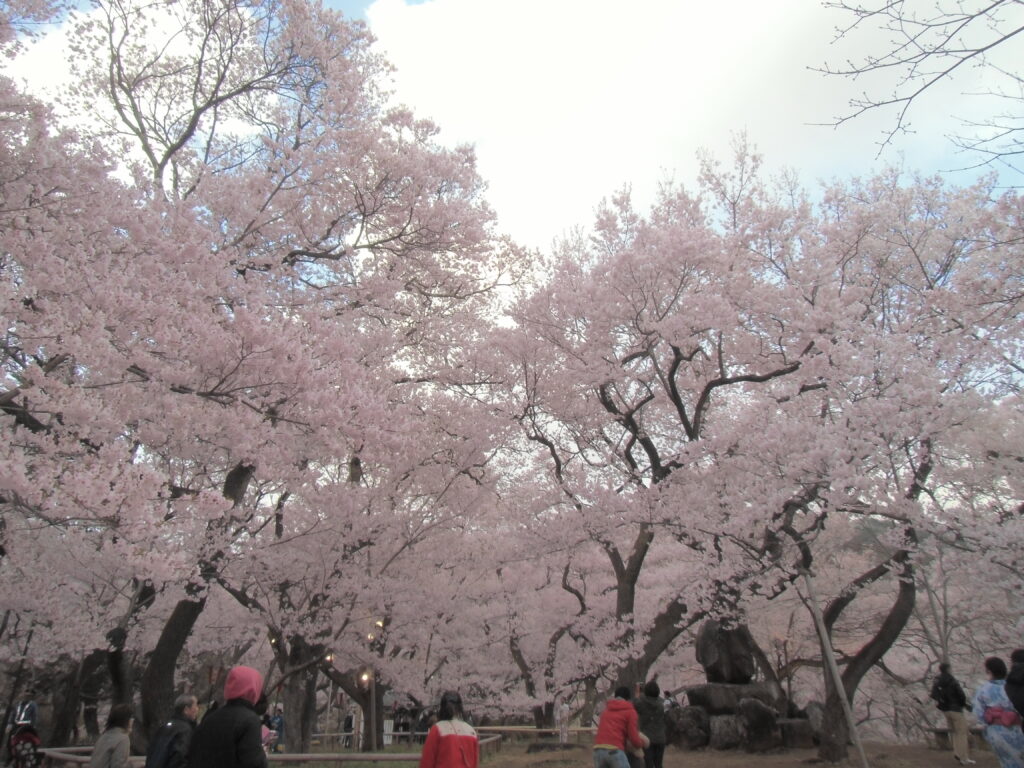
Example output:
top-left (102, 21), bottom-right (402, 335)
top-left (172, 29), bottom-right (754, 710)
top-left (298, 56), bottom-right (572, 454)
top-left (931, 662), bottom-right (975, 765)
top-left (187, 666), bottom-right (267, 768)
top-left (1005, 649), bottom-right (1024, 732)
top-left (146, 694), bottom-right (198, 768)
top-left (633, 681), bottom-right (666, 768)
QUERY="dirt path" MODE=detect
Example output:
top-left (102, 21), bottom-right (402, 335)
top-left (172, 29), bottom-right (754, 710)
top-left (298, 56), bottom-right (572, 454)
top-left (485, 741), bottom-right (996, 767)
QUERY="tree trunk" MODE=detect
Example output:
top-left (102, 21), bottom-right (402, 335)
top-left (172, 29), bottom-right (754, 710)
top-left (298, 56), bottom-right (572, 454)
top-left (818, 683), bottom-right (852, 762)
top-left (82, 695), bottom-right (100, 739)
top-left (579, 677), bottom-right (598, 728)
top-left (279, 663), bottom-right (320, 752)
top-left (531, 701), bottom-right (554, 729)
top-left (319, 666), bottom-right (387, 752)
top-left (269, 635), bottom-right (328, 753)
top-left (359, 677), bottom-right (388, 751)
top-left (47, 660), bottom-right (82, 747)
top-left (816, 552), bottom-right (916, 762)
top-left (106, 645), bottom-right (130, 708)
top-left (610, 598), bottom-right (697, 693)
top-left (139, 598), bottom-right (207, 740)
top-left (48, 651), bottom-right (106, 746)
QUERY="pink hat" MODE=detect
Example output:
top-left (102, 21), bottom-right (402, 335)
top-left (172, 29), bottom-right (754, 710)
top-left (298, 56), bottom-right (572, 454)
top-left (224, 665), bottom-right (263, 706)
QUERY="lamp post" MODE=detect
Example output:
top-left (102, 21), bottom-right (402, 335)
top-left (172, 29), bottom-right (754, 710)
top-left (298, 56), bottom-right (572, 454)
top-left (363, 618), bottom-right (384, 752)
top-left (361, 670), bottom-right (376, 752)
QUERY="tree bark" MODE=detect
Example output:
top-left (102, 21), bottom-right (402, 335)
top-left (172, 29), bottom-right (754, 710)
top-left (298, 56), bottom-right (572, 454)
top-left (817, 553), bottom-right (916, 762)
top-left (269, 635), bottom-right (330, 753)
top-left (531, 701), bottom-right (554, 729)
top-left (279, 663), bottom-right (320, 752)
top-left (48, 651), bottom-right (106, 746)
top-left (319, 666), bottom-right (387, 752)
top-left (139, 598), bottom-right (207, 740)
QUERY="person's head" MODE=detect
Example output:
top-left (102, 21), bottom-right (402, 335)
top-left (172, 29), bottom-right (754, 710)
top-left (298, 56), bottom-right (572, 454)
top-left (437, 691), bottom-right (464, 721)
top-left (938, 662), bottom-right (951, 674)
top-left (275, 706), bottom-right (283, 715)
top-left (1011, 648), bottom-right (1024, 664)
top-left (985, 656), bottom-right (1008, 680)
top-left (644, 680), bottom-right (660, 698)
top-left (224, 665), bottom-right (264, 706)
top-left (106, 703), bottom-right (132, 731)
top-left (174, 694), bottom-right (199, 721)
top-left (614, 686), bottom-right (631, 701)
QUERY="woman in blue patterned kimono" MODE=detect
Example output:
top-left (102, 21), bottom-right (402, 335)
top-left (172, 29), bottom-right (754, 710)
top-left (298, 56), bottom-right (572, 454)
top-left (973, 656), bottom-right (1024, 768)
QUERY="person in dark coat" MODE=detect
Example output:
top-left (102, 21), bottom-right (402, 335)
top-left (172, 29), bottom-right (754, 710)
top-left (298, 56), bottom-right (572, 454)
top-left (633, 681), bottom-right (666, 768)
top-left (145, 694), bottom-right (198, 768)
top-left (1006, 649), bottom-right (1024, 732)
top-left (931, 662), bottom-right (974, 765)
top-left (187, 666), bottom-right (267, 768)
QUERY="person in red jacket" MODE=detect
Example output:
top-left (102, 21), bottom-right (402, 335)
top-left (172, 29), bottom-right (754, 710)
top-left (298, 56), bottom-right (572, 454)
top-left (593, 686), bottom-right (649, 768)
top-left (418, 692), bottom-right (478, 768)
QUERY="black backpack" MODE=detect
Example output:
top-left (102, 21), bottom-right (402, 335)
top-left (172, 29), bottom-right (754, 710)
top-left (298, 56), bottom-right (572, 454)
top-left (931, 677), bottom-right (964, 710)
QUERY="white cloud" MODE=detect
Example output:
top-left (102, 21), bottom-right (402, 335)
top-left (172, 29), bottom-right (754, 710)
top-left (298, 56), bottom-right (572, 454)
top-left (4, 0), bottom-right (1001, 249)
top-left (365, 0), bottom-right (996, 248)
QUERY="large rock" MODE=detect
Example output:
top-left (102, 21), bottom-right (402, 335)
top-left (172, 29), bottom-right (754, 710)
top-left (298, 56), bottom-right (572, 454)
top-left (695, 620), bottom-right (757, 684)
top-left (666, 705), bottom-right (710, 750)
top-left (737, 697), bottom-right (780, 752)
top-left (708, 714), bottom-right (744, 750)
top-left (685, 682), bottom-right (781, 715)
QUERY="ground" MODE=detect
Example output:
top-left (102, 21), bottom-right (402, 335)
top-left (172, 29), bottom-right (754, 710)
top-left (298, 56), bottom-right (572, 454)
top-left (483, 741), bottom-right (996, 768)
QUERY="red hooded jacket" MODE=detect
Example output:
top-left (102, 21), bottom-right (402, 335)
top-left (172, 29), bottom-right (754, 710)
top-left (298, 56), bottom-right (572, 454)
top-left (223, 666), bottom-right (262, 706)
top-left (187, 666), bottom-right (266, 768)
top-left (594, 698), bottom-right (644, 751)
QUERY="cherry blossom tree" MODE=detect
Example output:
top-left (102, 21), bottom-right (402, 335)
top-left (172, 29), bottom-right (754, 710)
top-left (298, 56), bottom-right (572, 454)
top-left (2, 4), bottom-right (1022, 762)
top-left (489, 140), bottom-right (1022, 759)
top-left (0, 0), bottom-right (520, 748)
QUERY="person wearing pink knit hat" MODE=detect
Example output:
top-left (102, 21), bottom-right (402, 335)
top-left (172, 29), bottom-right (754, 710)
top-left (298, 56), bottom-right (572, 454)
top-left (187, 666), bottom-right (267, 768)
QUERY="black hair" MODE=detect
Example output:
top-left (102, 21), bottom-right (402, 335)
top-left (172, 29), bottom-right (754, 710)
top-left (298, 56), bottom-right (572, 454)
top-left (938, 662), bottom-right (951, 674)
top-left (644, 680), bottom-right (660, 698)
top-left (173, 694), bottom-right (198, 716)
top-left (438, 691), bottom-right (464, 721)
top-left (106, 703), bottom-right (132, 730)
top-left (985, 656), bottom-right (1008, 680)
top-left (1011, 649), bottom-right (1024, 664)
top-left (614, 686), bottom-right (631, 701)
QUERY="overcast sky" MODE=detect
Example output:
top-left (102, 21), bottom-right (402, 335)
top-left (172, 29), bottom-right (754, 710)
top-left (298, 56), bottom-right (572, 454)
top-left (336, 0), bottom-right (1003, 249)
top-left (6, 0), bottom-right (1001, 249)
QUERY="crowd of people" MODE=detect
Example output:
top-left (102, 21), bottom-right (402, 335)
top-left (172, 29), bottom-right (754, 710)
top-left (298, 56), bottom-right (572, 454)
top-left (585, 652), bottom-right (1024, 768)
top-left (1, 667), bottom-right (475, 768)
top-left (11, 651), bottom-right (1024, 768)
top-left (932, 650), bottom-right (1024, 768)
top-left (0, 666), bottom-right (280, 768)
top-left (590, 681), bottom-right (674, 768)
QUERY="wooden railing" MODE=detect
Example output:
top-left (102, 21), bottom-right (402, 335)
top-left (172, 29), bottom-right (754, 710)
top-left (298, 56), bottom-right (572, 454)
top-left (476, 725), bottom-right (594, 744)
